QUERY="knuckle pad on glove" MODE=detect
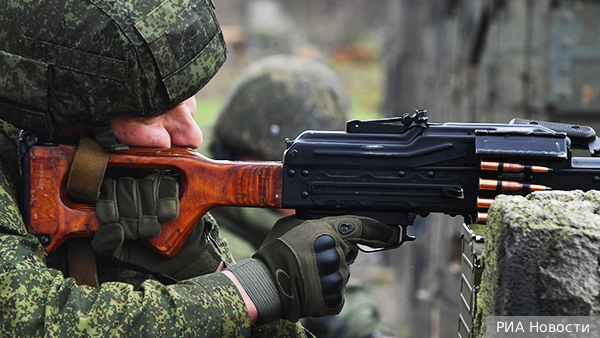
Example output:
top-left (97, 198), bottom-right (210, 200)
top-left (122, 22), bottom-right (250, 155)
top-left (314, 235), bottom-right (344, 309)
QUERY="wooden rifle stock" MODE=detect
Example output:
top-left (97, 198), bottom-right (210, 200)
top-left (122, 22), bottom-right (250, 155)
top-left (26, 145), bottom-right (283, 258)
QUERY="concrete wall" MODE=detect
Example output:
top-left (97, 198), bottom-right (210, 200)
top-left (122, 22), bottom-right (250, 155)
top-left (474, 191), bottom-right (600, 335)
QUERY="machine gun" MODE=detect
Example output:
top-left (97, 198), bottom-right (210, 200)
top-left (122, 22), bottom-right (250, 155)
top-left (23, 110), bottom-right (600, 258)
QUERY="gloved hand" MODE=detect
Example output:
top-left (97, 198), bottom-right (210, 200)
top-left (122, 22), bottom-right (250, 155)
top-left (227, 215), bottom-right (400, 325)
top-left (95, 170), bottom-right (179, 240)
top-left (91, 170), bottom-right (211, 277)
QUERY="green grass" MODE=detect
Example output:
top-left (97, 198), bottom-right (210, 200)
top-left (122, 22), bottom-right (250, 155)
top-left (194, 96), bottom-right (223, 154)
top-left (330, 61), bottom-right (383, 121)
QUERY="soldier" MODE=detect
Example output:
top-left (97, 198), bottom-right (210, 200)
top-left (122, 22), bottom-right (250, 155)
top-left (210, 54), bottom-right (396, 338)
top-left (0, 1), bottom-right (400, 337)
top-left (210, 54), bottom-right (353, 255)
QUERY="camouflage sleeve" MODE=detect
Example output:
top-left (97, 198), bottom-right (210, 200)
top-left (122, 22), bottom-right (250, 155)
top-left (252, 319), bottom-right (317, 338)
top-left (0, 180), bottom-right (254, 336)
top-left (0, 127), bottom-right (252, 337)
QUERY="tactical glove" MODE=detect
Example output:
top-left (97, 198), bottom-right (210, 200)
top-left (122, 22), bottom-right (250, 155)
top-left (227, 215), bottom-right (400, 325)
top-left (91, 170), bottom-right (213, 277)
top-left (95, 170), bottom-right (179, 240)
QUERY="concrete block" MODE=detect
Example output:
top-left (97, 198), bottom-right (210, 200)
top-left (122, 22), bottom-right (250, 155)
top-left (474, 190), bottom-right (600, 334)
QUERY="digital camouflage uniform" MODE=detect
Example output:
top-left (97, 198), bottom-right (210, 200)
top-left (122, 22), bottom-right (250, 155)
top-left (0, 84), bottom-right (313, 338)
top-left (0, 1), bottom-right (313, 336)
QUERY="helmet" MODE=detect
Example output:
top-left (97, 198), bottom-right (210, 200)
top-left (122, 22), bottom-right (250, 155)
top-left (211, 54), bottom-right (350, 161)
top-left (0, 0), bottom-right (226, 135)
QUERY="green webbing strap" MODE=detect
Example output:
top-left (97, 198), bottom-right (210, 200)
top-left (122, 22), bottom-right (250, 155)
top-left (66, 136), bottom-right (110, 204)
top-left (65, 136), bottom-right (110, 288)
top-left (67, 238), bottom-right (100, 288)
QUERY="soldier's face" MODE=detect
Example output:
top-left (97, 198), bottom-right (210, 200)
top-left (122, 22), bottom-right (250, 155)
top-left (109, 96), bottom-right (203, 149)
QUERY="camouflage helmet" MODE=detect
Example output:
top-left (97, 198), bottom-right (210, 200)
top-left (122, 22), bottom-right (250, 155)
top-left (0, 0), bottom-right (226, 135)
top-left (211, 55), bottom-right (351, 161)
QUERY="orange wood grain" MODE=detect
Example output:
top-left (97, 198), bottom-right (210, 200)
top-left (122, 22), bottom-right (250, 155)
top-left (27, 145), bottom-right (283, 258)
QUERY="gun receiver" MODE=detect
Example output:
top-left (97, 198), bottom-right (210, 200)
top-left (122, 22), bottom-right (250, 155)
top-left (24, 111), bottom-right (600, 257)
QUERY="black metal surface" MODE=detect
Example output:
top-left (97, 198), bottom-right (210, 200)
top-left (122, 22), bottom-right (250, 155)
top-left (282, 115), bottom-right (600, 229)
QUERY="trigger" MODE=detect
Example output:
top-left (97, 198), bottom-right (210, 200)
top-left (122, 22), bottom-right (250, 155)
top-left (400, 224), bottom-right (416, 244)
top-left (357, 224), bottom-right (416, 253)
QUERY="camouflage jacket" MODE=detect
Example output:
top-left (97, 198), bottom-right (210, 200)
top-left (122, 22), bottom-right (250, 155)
top-left (0, 122), bottom-right (313, 337)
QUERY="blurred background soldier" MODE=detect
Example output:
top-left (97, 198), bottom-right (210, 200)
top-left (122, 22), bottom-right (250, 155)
top-left (210, 54), bottom-right (396, 338)
top-left (210, 54), bottom-right (352, 255)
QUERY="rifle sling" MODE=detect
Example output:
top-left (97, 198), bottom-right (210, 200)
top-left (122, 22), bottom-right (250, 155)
top-left (65, 136), bottom-right (109, 288)
top-left (66, 136), bottom-right (109, 204)
top-left (67, 238), bottom-right (100, 288)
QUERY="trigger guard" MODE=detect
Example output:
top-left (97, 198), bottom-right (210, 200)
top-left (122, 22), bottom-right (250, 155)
top-left (357, 224), bottom-right (416, 253)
